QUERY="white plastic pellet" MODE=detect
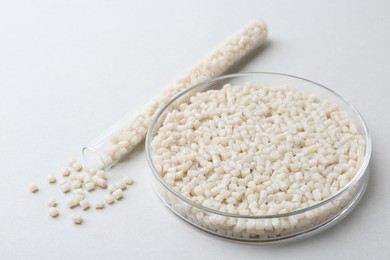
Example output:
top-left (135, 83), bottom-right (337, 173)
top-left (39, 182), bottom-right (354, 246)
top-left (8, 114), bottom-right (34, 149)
top-left (72, 162), bottom-right (83, 171)
top-left (60, 183), bottom-right (71, 193)
top-left (68, 158), bottom-right (76, 166)
top-left (123, 176), bottom-right (134, 185)
top-left (71, 180), bottom-right (82, 189)
top-left (29, 184), bottom-right (39, 193)
top-left (85, 182), bottom-right (95, 191)
top-left (48, 207), bottom-right (59, 217)
top-left (96, 170), bottom-right (107, 179)
top-left (71, 214), bottom-right (83, 224)
top-left (47, 175), bottom-right (56, 184)
top-left (47, 198), bottom-right (57, 207)
top-left (108, 184), bottom-right (117, 193)
top-left (72, 188), bottom-right (83, 194)
top-left (79, 199), bottom-right (90, 210)
top-left (105, 194), bottom-right (115, 205)
top-left (83, 173), bottom-right (92, 183)
top-left (113, 189), bottom-right (123, 200)
top-left (117, 181), bottom-right (127, 190)
top-left (69, 173), bottom-right (77, 181)
top-left (75, 173), bottom-right (83, 181)
top-left (67, 199), bottom-right (78, 208)
top-left (61, 167), bottom-right (70, 176)
top-left (313, 189), bottom-right (323, 202)
top-left (95, 201), bottom-right (105, 209)
top-left (92, 176), bottom-right (107, 188)
top-left (73, 194), bottom-right (84, 203)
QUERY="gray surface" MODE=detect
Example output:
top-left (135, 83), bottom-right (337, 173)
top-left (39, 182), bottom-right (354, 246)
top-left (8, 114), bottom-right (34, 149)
top-left (1, 0), bottom-right (389, 259)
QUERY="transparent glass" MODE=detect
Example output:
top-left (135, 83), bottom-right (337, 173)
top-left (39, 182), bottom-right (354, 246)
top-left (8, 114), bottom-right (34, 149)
top-left (145, 72), bottom-right (371, 243)
top-left (82, 102), bottom-right (152, 170)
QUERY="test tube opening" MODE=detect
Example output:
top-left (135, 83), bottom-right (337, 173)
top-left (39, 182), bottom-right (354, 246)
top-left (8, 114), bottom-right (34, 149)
top-left (82, 146), bottom-right (107, 170)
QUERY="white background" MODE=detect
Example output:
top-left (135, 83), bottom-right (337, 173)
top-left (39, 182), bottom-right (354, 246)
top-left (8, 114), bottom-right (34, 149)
top-left (1, 0), bottom-right (389, 259)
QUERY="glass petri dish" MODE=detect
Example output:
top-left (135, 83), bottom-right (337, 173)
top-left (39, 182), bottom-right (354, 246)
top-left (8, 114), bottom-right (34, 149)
top-left (145, 72), bottom-right (371, 243)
